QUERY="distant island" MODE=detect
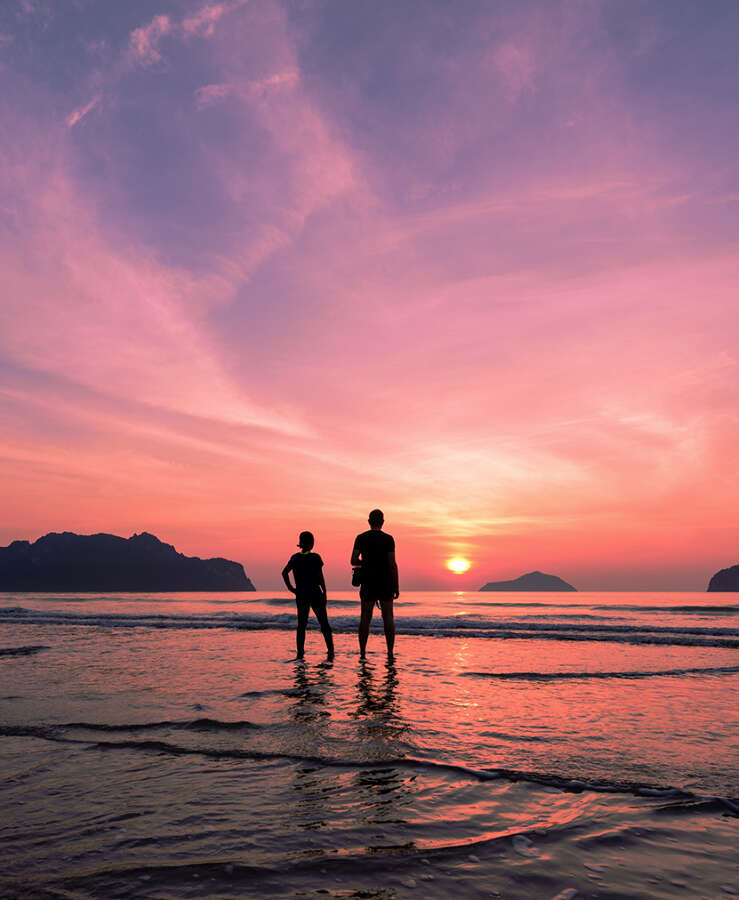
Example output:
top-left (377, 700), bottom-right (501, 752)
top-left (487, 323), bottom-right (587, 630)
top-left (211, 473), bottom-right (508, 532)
top-left (480, 570), bottom-right (577, 592)
top-left (707, 564), bottom-right (739, 592)
top-left (0, 532), bottom-right (255, 592)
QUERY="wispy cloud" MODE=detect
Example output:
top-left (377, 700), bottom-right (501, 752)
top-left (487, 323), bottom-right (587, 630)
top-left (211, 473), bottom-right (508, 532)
top-left (128, 1), bottom-right (248, 70)
top-left (0, 120), bottom-right (308, 438)
top-left (65, 94), bottom-right (101, 129)
top-left (186, 8), bottom-right (359, 283)
top-left (128, 14), bottom-right (171, 66)
top-left (194, 82), bottom-right (234, 108)
top-left (183, 1), bottom-right (248, 37)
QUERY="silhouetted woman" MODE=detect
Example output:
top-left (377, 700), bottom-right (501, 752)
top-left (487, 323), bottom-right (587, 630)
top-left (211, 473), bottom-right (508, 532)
top-left (282, 531), bottom-right (334, 660)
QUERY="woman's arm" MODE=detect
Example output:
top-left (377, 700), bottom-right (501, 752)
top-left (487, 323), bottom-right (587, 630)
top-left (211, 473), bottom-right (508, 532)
top-left (281, 562), bottom-right (296, 594)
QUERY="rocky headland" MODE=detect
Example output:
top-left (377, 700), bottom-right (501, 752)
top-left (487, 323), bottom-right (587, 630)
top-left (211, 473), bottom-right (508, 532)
top-left (0, 532), bottom-right (255, 592)
top-left (480, 570), bottom-right (577, 592)
top-left (707, 564), bottom-right (739, 592)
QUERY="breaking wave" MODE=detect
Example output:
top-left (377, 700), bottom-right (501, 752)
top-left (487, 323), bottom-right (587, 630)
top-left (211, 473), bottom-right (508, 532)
top-left (1, 606), bottom-right (738, 647)
top-left (469, 601), bottom-right (739, 615)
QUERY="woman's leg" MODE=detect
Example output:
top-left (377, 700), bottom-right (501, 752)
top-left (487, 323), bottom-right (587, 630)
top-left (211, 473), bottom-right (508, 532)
top-left (296, 599), bottom-right (309, 658)
top-left (311, 599), bottom-right (334, 657)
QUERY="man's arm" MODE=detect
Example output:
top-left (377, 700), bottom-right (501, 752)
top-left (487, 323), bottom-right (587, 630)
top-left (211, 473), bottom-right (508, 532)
top-left (350, 538), bottom-right (361, 567)
top-left (281, 561), bottom-right (296, 594)
top-left (388, 550), bottom-right (399, 599)
top-left (318, 569), bottom-right (327, 600)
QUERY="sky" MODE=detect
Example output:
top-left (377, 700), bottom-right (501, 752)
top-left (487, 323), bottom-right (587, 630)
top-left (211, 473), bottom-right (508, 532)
top-left (1, 0), bottom-right (737, 590)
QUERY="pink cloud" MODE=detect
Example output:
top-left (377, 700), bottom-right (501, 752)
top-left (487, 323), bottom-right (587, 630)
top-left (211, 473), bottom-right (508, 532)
top-left (121, 4), bottom-right (251, 76)
top-left (65, 94), bottom-right (101, 129)
top-left (248, 69), bottom-right (299, 94)
top-left (186, 8), bottom-right (359, 284)
top-left (128, 14), bottom-right (171, 66)
top-left (0, 116), bottom-right (306, 438)
top-left (194, 82), bottom-right (234, 108)
top-left (183, 1), bottom-right (246, 37)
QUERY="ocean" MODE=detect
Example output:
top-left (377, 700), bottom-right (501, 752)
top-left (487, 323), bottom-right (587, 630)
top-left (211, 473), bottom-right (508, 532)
top-left (1, 590), bottom-right (737, 899)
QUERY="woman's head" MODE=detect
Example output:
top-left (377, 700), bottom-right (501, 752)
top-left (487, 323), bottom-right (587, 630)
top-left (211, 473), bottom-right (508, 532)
top-left (298, 531), bottom-right (315, 551)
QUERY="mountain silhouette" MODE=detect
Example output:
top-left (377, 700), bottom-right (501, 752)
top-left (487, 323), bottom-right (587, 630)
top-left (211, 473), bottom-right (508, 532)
top-left (479, 570), bottom-right (576, 592)
top-left (0, 532), bottom-right (255, 591)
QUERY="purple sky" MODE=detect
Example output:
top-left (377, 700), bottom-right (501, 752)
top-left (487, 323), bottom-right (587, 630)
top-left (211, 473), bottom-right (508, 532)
top-left (1, 0), bottom-right (738, 589)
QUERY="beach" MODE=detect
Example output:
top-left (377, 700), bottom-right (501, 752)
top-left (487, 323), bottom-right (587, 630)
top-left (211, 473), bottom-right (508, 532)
top-left (1, 591), bottom-right (737, 898)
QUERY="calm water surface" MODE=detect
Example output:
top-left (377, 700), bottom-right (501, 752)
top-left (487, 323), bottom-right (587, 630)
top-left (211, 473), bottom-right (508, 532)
top-left (1, 591), bottom-right (737, 898)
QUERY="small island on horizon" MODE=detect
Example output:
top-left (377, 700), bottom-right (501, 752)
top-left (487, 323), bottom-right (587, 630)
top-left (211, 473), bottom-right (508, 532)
top-left (479, 571), bottom-right (577, 592)
top-left (0, 532), bottom-right (255, 592)
top-left (707, 563), bottom-right (739, 592)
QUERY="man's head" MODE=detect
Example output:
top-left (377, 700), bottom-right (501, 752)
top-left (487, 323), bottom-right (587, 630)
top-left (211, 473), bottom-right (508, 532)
top-left (298, 531), bottom-right (315, 551)
top-left (368, 509), bottom-right (384, 529)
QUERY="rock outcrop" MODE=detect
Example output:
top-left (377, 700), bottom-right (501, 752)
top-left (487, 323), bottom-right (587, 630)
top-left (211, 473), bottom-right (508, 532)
top-left (0, 532), bottom-right (255, 591)
top-left (479, 570), bottom-right (576, 592)
top-left (707, 564), bottom-right (739, 592)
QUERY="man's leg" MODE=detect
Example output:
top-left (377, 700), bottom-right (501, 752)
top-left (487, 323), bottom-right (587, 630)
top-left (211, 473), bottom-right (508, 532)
top-left (358, 596), bottom-right (374, 657)
top-left (312, 599), bottom-right (334, 658)
top-left (379, 598), bottom-right (395, 657)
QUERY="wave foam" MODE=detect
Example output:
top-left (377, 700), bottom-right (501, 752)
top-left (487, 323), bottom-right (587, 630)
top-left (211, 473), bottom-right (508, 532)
top-left (463, 665), bottom-right (739, 681)
top-left (1, 721), bottom-right (736, 814)
top-left (2, 605), bottom-right (738, 647)
top-left (0, 644), bottom-right (49, 657)
top-left (60, 717), bottom-right (263, 733)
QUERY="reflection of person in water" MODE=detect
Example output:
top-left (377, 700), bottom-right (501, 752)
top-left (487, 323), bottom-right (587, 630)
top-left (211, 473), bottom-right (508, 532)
top-left (282, 531), bottom-right (334, 661)
top-left (353, 659), bottom-right (408, 775)
top-left (290, 659), bottom-right (333, 723)
top-left (351, 509), bottom-right (399, 658)
top-left (287, 660), bottom-right (340, 832)
top-left (355, 658), bottom-right (399, 721)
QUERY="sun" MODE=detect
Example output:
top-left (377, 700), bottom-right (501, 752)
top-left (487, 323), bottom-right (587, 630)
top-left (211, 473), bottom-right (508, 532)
top-left (447, 557), bottom-right (471, 574)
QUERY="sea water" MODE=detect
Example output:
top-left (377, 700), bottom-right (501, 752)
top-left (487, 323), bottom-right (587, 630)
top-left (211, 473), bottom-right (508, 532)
top-left (1, 591), bottom-right (737, 898)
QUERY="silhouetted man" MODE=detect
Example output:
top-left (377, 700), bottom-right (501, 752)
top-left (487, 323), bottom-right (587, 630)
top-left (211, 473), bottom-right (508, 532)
top-left (351, 509), bottom-right (399, 658)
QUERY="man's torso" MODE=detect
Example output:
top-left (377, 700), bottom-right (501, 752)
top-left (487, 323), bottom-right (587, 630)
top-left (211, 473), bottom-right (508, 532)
top-left (354, 530), bottom-right (394, 591)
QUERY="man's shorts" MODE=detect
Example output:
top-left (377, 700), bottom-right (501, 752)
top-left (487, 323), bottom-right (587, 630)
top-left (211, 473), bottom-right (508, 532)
top-left (359, 584), bottom-right (393, 606)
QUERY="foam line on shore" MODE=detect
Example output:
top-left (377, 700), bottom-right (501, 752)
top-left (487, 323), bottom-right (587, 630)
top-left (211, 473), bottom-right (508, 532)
top-left (2, 606), bottom-right (738, 647)
top-left (470, 602), bottom-right (739, 614)
top-left (0, 644), bottom-right (49, 657)
top-left (60, 717), bottom-right (264, 733)
top-left (1, 722), bottom-right (736, 815)
top-left (463, 665), bottom-right (739, 681)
